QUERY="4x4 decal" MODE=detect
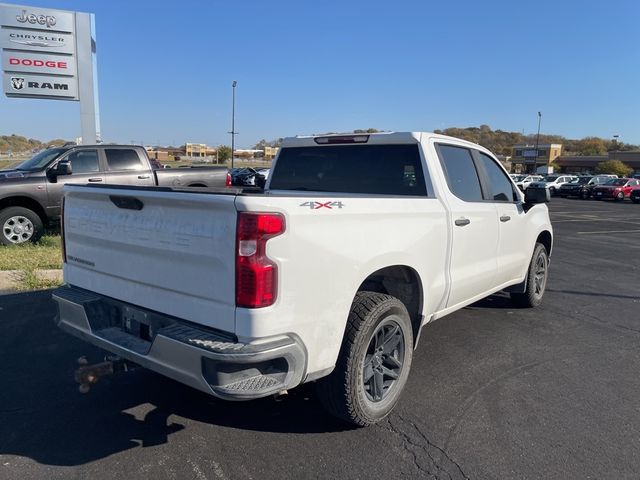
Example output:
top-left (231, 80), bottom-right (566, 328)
top-left (299, 201), bottom-right (345, 210)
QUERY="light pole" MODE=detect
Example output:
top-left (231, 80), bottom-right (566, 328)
top-left (229, 81), bottom-right (237, 169)
top-left (612, 134), bottom-right (619, 161)
top-left (534, 111), bottom-right (542, 174)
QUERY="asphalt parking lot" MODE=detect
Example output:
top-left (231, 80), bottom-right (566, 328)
top-left (1, 197), bottom-right (639, 480)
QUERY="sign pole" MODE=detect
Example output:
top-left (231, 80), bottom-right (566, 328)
top-left (75, 12), bottom-right (99, 144)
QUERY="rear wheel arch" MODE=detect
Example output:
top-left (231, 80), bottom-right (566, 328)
top-left (355, 265), bottom-right (424, 348)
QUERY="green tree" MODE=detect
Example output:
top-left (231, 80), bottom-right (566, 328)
top-left (594, 159), bottom-right (633, 177)
top-left (576, 137), bottom-right (607, 155)
top-left (217, 145), bottom-right (232, 162)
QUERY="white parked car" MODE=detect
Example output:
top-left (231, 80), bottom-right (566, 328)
top-left (513, 175), bottom-right (544, 191)
top-left (529, 174), bottom-right (578, 195)
top-left (53, 132), bottom-right (553, 426)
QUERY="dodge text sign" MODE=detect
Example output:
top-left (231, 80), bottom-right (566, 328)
top-left (2, 51), bottom-right (77, 75)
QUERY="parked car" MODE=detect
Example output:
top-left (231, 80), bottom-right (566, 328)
top-left (528, 175), bottom-right (578, 196)
top-left (0, 145), bottom-right (230, 244)
top-left (630, 188), bottom-right (640, 204)
top-left (558, 175), bottom-right (613, 199)
top-left (592, 178), bottom-right (640, 201)
top-left (513, 175), bottom-right (544, 191)
top-left (53, 131), bottom-right (552, 426)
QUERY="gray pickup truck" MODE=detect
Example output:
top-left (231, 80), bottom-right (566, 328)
top-left (0, 145), bottom-right (230, 244)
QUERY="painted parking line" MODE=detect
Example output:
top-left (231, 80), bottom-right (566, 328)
top-left (553, 219), bottom-right (640, 225)
top-left (576, 229), bottom-right (640, 235)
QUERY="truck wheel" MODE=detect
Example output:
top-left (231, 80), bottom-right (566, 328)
top-left (0, 207), bottom-right (44, 245)
top-left (510, 243), bottom-right (549, 308)
top-left (316, 292), bottom-right (413, 426)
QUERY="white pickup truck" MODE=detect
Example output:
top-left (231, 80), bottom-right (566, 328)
top-left (53, 132), bottom-right (553, 426)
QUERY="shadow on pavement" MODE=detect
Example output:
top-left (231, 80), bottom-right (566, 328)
top-left (0, 290), bottom-right (351, 467)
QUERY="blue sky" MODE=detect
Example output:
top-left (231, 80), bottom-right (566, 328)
top-left (1, 0), bottom-right (639, 147)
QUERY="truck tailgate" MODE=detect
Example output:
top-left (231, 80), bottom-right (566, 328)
top-left (62, 185), bottom-right (238, 332)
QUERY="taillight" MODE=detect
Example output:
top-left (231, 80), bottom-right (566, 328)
top-left (60, 196), bottom-right (67, 263)
top-left (225, 173), bottom-right (231, 187)
top-left (236, 212), bottom-right (285, 308)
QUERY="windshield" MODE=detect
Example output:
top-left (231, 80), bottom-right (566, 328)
top-left (576, 177), bottom-right (593, 184)
top-left (513, 175), bottom-right (527, 182)
top-left (14, 148), bottom-right (67, 171)
top-left (543, 175), bottom-right (559, 181)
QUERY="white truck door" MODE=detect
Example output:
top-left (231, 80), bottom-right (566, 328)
top-left (475, 151), bottom-right (529, 285)
top-left (435, 143), bottom-right (499, 308)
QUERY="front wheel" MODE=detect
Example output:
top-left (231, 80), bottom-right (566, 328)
top-left (511, 243), bottom-right (549, 308)
top-left (316, 292), bottom-right (413, 426)
top-left (0, 207), bottom-right (44, 245)
top-left (615, 191), bottom-right (625, 201)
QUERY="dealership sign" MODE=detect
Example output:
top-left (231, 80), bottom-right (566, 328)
top-left (0, 3), bottom-right (78, 99)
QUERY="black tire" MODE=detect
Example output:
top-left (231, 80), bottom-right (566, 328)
top-left (581, 190), bottom-right (589, 200)
top-left (549, 187), bottom-right (556, 196)
top-left (316, 292), bottom-right (413, 426)
top-left (0, 207), bottom-right (44, 245)
top-left (511, 243), bottom-right (549, 308)
top-left (615, 191), bottom-right (624, 201)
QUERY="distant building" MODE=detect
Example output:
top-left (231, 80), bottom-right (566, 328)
top-left (185, 143), bottom-right (216, 158)
top-left (510, 144), bottom-right (563, 173)
top-left (555, 151), bottom-right (640, 174)
top-left (264, 146), bottom-right (279, 160)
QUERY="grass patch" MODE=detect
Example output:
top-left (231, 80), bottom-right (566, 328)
top-left (0, 235), bottom-right (63, 290)
top-left (0, 235), bottom-right (63, 270)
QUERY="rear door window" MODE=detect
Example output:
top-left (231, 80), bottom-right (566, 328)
top-left (269, 144), bottom-right (428, 196)
top-left (436, 144), bottom-right (483, 202)
top-left (105, 149), bottom-right (144, 171)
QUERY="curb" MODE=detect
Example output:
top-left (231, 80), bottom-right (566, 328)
top-left (0, 269), bottom-right (63, 290)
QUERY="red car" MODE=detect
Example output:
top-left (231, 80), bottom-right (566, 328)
top-left (592, 178), bottom-right (640, 201)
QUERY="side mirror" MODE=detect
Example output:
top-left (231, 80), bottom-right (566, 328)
top-left (54, 160), bottom-right (72, 176)
top-left (525, 186), bottom-right (550, 205)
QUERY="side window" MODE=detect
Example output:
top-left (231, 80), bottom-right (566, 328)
top-left (66, 150), bottom-right (99, 174)
top-left (478, 152), bottom-right (516, 202)
top-left (105, 149), bottom-right (144, 171)
top-left (437, 145), bottom-right (483, 202)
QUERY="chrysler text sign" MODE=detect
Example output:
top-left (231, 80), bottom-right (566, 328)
top-left (3, 51), bottom-right (77, 75)
top-left (3, 72), bottom-right (78, 98)
top-left (0, 27), bottom-right (75, 54)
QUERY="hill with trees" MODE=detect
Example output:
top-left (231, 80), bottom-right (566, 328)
top-left (0, 134), bottom-right (68, 155)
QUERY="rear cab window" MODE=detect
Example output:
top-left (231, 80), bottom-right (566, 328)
top-left (269, 144), bottom-right (429, 196)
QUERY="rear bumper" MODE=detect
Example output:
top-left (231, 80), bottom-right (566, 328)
top-left (52, 286), bottom-right (307, 400)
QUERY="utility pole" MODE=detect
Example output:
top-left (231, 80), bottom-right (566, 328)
top-left (613, 134), bottom-right (619, 161)
top-left (229, 81), bottom-right (237, 169)
top-left (534, 112), bottom-right (542, 174)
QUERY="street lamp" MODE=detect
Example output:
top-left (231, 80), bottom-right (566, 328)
top-left (534, 111), bottom-right (542, 174)
top-left (613, 134), bottom-right (619, 161)
top-left (229, 80), bottom-right (238, 169)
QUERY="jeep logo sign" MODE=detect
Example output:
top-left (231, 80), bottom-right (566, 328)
top-left (15, 9), bottom-right (56, 28)
top-left (0, 4), bottom-right (75, 33)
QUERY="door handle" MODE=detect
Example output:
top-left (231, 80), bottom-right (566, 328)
top-left (500, 215), bottom-right (511, 222)
top-left (88, 178), bottom-right (103, 182)
top-left (138, 175), bottom-right (151, 179)
top-left (454, 217), bottom-right (471, 227)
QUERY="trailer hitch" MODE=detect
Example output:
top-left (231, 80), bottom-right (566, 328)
top-left (74, 356), bottom-right (137, 393)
